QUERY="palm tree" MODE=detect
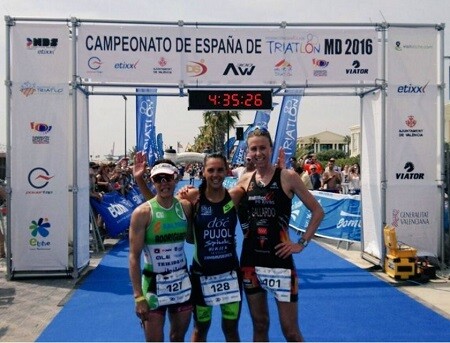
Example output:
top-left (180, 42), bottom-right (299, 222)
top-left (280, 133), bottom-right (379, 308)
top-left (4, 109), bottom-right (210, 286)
top-left (308, 137), bottom-right (320, 153)
top-left (203, 111), bottom-right (241, 154)
top-left (343, 135), bottom-right (351, 156)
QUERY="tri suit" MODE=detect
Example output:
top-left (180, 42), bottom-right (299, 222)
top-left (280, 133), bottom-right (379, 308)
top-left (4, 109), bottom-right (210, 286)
top-left (190, 190), bottom-right (242, 322)
top-left (240, 168), bottom-right (299, 302)
top-left (141, 197), bottom-right (192, 314)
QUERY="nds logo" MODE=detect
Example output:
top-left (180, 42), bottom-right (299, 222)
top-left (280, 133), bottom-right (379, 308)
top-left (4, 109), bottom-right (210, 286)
top-left (345, 60), bottom-right (368, 74)
top-left (29, 217), bottom-right (51, 250)
top-left (26, 37), bottom-right (58, 54)
top-left (223, 63), bottom-right (255, 76)
top-left (186, 60), bottom-right (208, 77)
top-left (397, 82), bottom-right (428, 94)
top-left (396, 161), bottom-right (424, 180)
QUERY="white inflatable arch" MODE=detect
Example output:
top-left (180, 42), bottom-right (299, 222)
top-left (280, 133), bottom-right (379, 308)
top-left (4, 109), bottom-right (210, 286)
top-left (164, 152), bottom-right (205, 164)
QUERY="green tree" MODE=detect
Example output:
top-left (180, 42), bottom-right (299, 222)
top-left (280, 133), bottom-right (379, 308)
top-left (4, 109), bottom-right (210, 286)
top-left (343, 135), bottom-right (351, 157)
top-left (308, 137), bottom-right (320, 153)
top-left (195, 111), bottom-right (241, 154)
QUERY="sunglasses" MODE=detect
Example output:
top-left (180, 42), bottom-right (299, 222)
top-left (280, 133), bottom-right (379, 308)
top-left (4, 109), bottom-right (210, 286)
top-left (248, 125), bottom-right (269, 134)
top-left (152, 174), bottom-right (175, 183)
top-left (247, 125), bottom-right (272, 146)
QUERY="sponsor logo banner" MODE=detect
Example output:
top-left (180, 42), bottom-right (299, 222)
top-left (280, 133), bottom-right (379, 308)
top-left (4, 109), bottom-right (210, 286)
top-left (78, 25), bottom-right (378, 85)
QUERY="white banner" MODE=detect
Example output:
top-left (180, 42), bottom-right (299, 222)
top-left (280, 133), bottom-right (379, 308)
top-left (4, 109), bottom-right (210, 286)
top-left (77, 25), bottom-right (379, 85)
top-left (385, 27), bottom-right (440, 256)
top-left (361, 92), bottom-right (383, 259)
top-left (386, 185), bottom-right (441, 256)
top-left (10, 23), bottom-right (71, 271)
top-left (74, 90), bottom-right (91, 269)
top-left (10, 82), bottom-right (71, 271)
top-left (11, 23), bottom-right (71, 83)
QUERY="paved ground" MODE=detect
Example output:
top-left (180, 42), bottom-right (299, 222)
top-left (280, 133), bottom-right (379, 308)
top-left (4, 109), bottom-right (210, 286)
top-left (0, 237), bottom-right (449, 342)
top-left (0, 239), bottom-right (119, 342)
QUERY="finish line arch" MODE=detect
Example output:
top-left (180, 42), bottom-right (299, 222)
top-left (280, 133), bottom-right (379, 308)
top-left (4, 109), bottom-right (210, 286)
top-left (164, 151), bottom-right (205, 164)
top-left (5, 17), bottom-right (445, 278)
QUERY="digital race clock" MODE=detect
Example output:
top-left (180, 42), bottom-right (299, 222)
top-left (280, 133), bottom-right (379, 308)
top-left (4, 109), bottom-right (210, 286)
top-left (188, 90), bottom-right (272, 110)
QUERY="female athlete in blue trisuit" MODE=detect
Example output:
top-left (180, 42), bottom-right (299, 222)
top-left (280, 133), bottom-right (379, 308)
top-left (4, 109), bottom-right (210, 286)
top-left (182, 153), bottom-right (245, 342)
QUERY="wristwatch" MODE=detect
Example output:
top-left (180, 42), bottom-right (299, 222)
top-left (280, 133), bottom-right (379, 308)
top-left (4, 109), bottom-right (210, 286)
top-left (298, 237), bottom-right (309, 248)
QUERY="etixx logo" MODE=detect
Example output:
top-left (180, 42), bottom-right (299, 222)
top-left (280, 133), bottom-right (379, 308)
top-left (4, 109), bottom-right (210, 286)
top-left (397, 82), bottom-right (428, 94)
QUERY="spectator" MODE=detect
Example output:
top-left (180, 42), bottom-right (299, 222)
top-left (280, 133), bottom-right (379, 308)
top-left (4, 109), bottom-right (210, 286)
top-left (295, 165), bottom-right (313, 190)
top-left (288, 156), bottom-right (297, 169)
top-left (310, 164), bottom-right (322, 190)
top-left (89, 163), bottom-right (105, 238)
top-left (310, 154), bottom-right (324, 174)
top-left (231, 163), bottom-right (246, 179)
top-left (341, 164), bottom-right (350, 183)
top-left (348, 163), bottom-right (361, 195)
top-left (321, 158), bottom-right (342, 193)
top-left (188, 166), bottom-right (196, 185)
top-left (95, 163), bottom-right (113, 193)
top-left (232, 155), bottom-right (255, 180)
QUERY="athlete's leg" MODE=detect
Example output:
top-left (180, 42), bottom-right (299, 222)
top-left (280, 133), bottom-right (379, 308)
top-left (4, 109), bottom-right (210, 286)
top-left (191, 305), bottom-right (212, 342)
top-left (220, 301), bottom-right (241, 342)
top-left (276, 300), bottom-right (303, 342)
top-left (143, 312), bottom-right (165, 342)
top-left (168, 308), bottom-right (192, 342)
top-left (245, 291), bottom-right (269, 341)
top-left (222, 318), bottom-right (240, 342)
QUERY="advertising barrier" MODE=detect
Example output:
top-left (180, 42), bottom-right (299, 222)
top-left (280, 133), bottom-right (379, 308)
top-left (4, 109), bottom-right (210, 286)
top-left (290, 191), bottom-right (361, 242)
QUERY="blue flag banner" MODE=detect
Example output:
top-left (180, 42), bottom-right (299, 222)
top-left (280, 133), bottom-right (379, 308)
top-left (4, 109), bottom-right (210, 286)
top-left (125, 184), bottom-right (146, 207)
top-left (231, 110), bottom-right (271, 165)
top-left (90, 192), bottom-right (136, 238)
top-left (253, 110), bottom-right (271, 128)
top-left (271, 89), bottom-right (303, 167)
top-left (231, 125), bottom-right (252, 165)
top-left (290, 191), bottom-right (361, 242)
top-left (156, 133), bottom-right (164, 160)
top-left (224, 137), bottom-right (236, 158)
top-left (136, 88), bottom-right (158, 165)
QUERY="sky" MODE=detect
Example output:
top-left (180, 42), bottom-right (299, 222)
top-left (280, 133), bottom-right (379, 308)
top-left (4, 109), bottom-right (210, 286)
top-left (1, 0), bottom-right (450, 158)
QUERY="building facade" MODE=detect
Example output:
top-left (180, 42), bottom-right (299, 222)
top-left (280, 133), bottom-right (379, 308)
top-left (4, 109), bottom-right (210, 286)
top-left (297, 130), bottom-right (354, 156)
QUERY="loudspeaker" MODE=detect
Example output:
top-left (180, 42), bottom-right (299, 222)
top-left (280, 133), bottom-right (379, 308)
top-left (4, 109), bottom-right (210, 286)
top-left (236, 127), bottom-right (244, 140)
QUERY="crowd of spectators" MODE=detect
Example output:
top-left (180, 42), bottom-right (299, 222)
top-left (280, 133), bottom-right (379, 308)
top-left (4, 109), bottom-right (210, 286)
top-left (292, 154), bottom-right (361, 195)
top-left (89, 157), bottom-right (205, 239)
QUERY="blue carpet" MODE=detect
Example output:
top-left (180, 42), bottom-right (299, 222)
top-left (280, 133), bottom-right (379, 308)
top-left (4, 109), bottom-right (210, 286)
top-left (37, 237), bottom-right (450, 342)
